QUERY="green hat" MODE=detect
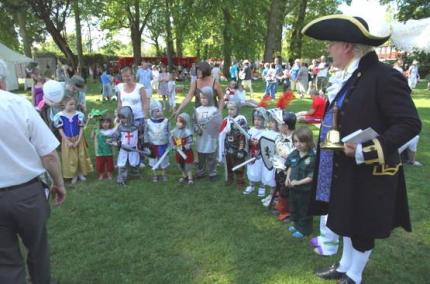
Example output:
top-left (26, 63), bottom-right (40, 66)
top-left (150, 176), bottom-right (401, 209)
top-left (88, 108), bottom-right (108, 119)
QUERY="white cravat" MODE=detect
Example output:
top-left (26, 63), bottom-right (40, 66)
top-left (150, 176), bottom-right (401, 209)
top-left (326, 57), bottom-right (361, 103)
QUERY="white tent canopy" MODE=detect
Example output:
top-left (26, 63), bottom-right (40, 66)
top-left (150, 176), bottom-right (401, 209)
top-left (0, 42), bottom-right (33, 91)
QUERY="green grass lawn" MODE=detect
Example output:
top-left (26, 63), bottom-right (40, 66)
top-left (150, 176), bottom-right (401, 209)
top-left (45, 80), bottom-right (430, 283)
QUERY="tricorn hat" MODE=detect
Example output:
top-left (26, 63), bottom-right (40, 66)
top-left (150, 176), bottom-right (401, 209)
top-left (302, 15), bottom-right (390, 46)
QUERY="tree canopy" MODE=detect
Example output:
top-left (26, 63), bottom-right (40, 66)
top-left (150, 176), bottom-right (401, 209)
top-left (6, 0), bottom-right (412, 67)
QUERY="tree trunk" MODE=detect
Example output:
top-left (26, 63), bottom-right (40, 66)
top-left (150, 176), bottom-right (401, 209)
top-left (73, 0), bottom-right (84, 75)
top-left (131, 27), bottom-right (142, 65)
top-left (129, 0), bottom-right (141, 65)
top-left (45, 20), bottom-right (77, 68)
top-left (154, 38), bottom-right (161, 57)
top-left (16, 11), bottom-right (32, 58)
top-left (27, 0), bottom-right (76, 68)
top-left (289, 0), bottom-right (308, 60)
top-left (263, 0), bottom-right (287, 62)
top-left (165, 0), bottom-right (175, 72)
top-left (87, 21), bottom-right (93, 53)
top-left (175, 30), bottom-right (183, 58)
top-left (222, 8), bottom-right (232, 80)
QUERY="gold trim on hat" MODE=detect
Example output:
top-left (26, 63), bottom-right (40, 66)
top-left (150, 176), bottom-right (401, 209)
top-left (302, 14), bottom-right (391, 41)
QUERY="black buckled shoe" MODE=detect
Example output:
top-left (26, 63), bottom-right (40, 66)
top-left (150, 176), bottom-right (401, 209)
top-left (315, 263), bottom-right (345, 280)
top-left (338, 275), bottom-right (357, 284)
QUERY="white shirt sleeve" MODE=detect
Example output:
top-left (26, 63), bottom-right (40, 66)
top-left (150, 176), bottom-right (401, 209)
top-left (26, 101), bottom-right (60, 156)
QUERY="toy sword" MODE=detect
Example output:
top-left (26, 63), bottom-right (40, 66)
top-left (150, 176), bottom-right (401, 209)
top-left (232, 157), bottom-right (257, 171)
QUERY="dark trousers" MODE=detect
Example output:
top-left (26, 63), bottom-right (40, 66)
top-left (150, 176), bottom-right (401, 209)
top-left (289, 189), bottom-right (313, 235)
top-left (225, 154), bottom-right (245, 186)
top-left (0, 179), bottom-right (51, 284)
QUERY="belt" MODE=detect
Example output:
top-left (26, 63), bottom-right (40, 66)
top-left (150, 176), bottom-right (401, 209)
top-left (0, 178), bottom-right (39, 191)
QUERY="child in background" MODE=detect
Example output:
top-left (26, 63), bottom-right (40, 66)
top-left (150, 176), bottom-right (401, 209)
top-left (171, 113), bottom-right (194, 184)
top-left (112, 71), bottom-right (122, 101)
top-left (193, 89), bottom-right (220, 180)
top-left (285, 126), bottom-right (316, 238)
top-left (144, 100), bottom-right (170, 182)
top-left (32, 74), bottom-right (45, 107)
top-left (243, 107), bottom-right (267, 195)
top-left (167, 73), bottom-right (176, 113)
top-left (232, 83), bottom-right (259, 108)
top-left (100, 70), bottom-right (112, 101)
top-left (224, 80), bottom-right (237, 102)
top-left (54, 96), bottom-right (93, 184)
top-left (92, 115), bottom-right (115, 180)
top-left (158, 65), bottom-right (169, 108)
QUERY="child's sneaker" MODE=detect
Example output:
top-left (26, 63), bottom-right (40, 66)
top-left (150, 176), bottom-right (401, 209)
top-left (262, 196), bottom-right (272, 207)
top-left (178, 177), bottom-right (188, 183)
top-left (78, 175), bottom-right (86, 181)
top-left (188, 179), bottom-right (194, 185)
top-left (292, 231), bottom-right (304, 238)
top-left (243, 186), bottom-right (254, 195)
top-left (288, 226), bottom-right (297, 233)
top-left (261, 195), bottom-right (271, 203)
top-left (257, 187), bottom-right (266, 197)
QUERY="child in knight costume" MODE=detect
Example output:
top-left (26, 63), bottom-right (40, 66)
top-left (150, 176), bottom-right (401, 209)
top-left (171, 113), bottom-right (194, 184)
top-left (264, 110), bottom-right (296, 222)
top-left (144, 100), bottom-right (170, 182)
top-left (218, 101), bottom-right (248, 188)
top-left (243, 107), bottom-right (267, 195)
top-left (113, 106), bottom-right (140, 185)
top-left (193, 89), bottom-right (221, 180)
top-left (257, 109), bottom-right (282, 198)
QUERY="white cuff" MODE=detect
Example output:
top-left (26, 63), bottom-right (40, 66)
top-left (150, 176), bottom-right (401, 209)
top-left (355, 143), bottom-right (364, 164)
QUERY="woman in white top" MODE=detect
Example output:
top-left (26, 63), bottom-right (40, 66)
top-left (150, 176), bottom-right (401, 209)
top-left (117, 66), bottom-right (149, 123)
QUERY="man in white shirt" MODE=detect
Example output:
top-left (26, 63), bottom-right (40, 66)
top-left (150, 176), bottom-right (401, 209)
top-left (0, 59), bottom-right (66, 284)
top-left (136, 61), bottom-right (153, 98)
top-left (316, 55), bottom-right (329, 91)
top-left (211, 63), bottom-right (221, 82)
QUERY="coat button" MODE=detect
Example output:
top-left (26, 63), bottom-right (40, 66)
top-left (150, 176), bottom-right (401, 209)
top-left (333, 174), bottom-right (338, 179)
top-left (335, 163), bottom-right (339, 167)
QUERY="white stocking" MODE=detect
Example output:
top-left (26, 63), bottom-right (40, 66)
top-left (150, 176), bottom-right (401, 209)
top-left (337, 237), bottom-right (353, 273)
top-left (346, 247), bottom-right (372, 284)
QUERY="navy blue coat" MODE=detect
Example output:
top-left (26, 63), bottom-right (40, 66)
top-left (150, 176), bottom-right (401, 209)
top-left (310, 51), bottom-right (421, 239)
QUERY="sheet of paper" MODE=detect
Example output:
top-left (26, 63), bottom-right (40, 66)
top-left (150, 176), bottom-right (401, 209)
top-left (341, 127), bottom-right (379, 144)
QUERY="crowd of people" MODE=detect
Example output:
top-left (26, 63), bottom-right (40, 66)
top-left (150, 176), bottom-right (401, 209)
top-left (1, 13), bottom-right (426, 284)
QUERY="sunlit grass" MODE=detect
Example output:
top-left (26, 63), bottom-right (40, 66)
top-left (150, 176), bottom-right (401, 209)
top-left (41, 79), bottom-right (430, 283)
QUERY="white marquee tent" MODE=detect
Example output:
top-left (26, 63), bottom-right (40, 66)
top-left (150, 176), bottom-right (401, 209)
top-left (0, 42), bottom-right (33, 91)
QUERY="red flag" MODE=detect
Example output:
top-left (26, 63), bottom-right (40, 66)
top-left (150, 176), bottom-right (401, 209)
top-left (276, 91), bottom-right (295, 109)
top-left (258, 95), bottom-right (272, 108)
